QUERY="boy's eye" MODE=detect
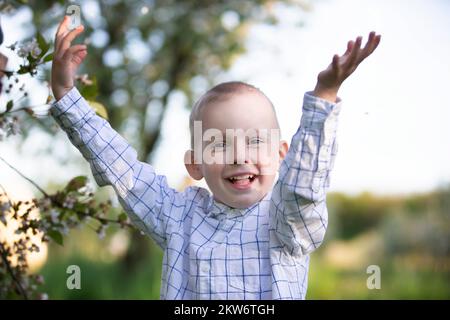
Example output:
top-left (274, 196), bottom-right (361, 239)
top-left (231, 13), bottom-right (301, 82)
top-left (213, 142), bottom-right (227, 149)
top-left (249, 137), bottom-right (264, 145)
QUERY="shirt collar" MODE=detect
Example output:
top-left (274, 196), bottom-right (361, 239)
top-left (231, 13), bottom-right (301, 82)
top-left (206, 193), bottom-right (270, 220)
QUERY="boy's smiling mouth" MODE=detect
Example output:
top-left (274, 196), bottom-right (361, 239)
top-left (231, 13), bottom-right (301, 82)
top-left (225, 172), bottom-right (258, 190)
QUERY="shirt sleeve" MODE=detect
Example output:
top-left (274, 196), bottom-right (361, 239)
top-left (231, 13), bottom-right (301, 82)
top-left (50, 87), bottom-right (190, 249)
top-left (270, 91), bottom-right (342, 257)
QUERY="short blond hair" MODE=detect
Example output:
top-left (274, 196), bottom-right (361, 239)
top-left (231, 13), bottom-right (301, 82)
top-left (189, 81), bottom-right (279, 148)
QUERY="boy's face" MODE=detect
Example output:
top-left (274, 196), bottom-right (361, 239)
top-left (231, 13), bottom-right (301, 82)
top-left (186, 91), bottom-right (288, 209)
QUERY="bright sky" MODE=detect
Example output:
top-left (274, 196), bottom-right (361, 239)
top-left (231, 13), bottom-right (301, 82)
top-left (1, 0), bottom-right (450, 198)
top-left (154, 0), bottom-right (450, 196)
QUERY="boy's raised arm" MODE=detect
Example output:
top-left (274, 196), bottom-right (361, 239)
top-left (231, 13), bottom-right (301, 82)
top-left (270, 32), bottom-right (381, 257)
top-left (313, 31), bottom-right (381, 103)
top-left (50, 17), bottom-right (192, 249)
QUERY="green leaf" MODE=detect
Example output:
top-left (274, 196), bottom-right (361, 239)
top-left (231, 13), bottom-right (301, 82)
top-left (37, 32), bottom-right (49, 57)
top-left (17, 65), bottom-right (29, 74)
top-left (6, 100), bottom-right (13, 112)
top-left (66, 176), bottom-right (88, 192)
top-left (47, 229), bottom-right (64, 246)
top-left (79, 76), bottom-right (98, 100)
top-left (43, 52), bottom-right (54, 62)
top-left (87, 101), bottom-right (109, 120)
top-left (118, 213), bottom-right (128, 222)
top-left (73, 202), bottom-right (87, 214)
top-left (27, 52), bottom-right (36, 63)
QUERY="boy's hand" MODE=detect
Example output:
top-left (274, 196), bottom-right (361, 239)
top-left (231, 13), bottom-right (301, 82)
top-left (313, 31), bottom-right (381, 102)
top-left (51, 16), bottom-right (87, 101)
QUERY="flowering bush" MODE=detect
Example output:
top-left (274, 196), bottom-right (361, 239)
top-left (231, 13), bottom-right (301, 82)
top-left (0, 176), bottom-right (131, 299)
top-left (0, 5), bottom-right (130, 300)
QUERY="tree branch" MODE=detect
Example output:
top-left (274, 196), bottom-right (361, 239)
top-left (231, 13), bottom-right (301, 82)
top-left (0, 242), bottom-right (29, 300)
top-left (0, 155), bottom-right (49, 197)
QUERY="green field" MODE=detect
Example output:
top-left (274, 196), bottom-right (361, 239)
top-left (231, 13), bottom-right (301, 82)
top-left (38, 187), bottom-right (450, 299)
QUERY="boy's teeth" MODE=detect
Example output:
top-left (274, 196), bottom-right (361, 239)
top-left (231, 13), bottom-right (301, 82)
top-left (229, 175), bottom-right (254, 181)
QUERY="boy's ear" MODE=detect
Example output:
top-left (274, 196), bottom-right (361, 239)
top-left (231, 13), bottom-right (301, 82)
top-left (278, 140), bottom-right (289, 163)
top-left (184, 150), bottom-right (204, 181)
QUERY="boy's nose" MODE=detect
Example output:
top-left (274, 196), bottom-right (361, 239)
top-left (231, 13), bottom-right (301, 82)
top-left (233, 158), bottom-right (249, 165)
top-left (232, 145), bottom-right (249, 165)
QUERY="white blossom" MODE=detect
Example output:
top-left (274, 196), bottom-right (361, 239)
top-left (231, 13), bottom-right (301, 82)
top-left (39, 197), bottom-right (52, 210)
top-left (63, 196), bottom-right (76, 209)
top-left (75, 74), bottom-right (93, 86)
top-left (4, 117), bottom-right (21, 137)
top-left (38, 293), bottom-right (48, 300)
top-left (79, 182), bottom-right (95, 195)
top-left (29, 244), bottom-right (40, 253)
top-left (59, 223), bottom-right (69, 235)
top-left (49, 209), bottom-right (59, 223)
top-left (0, 127), bottom-right (6, 141)
top-left (9, 119), bottom-right (20, 135)
top-left (17, 38), bottom-right (42, 59)
top-left (35, 275), bottom-right (44, 285)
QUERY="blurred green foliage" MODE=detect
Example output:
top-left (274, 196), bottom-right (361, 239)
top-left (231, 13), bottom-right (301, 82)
top-left (40, 250), bottom-right (162, 299)
top-left (38, 185), bottom-right (450, 299)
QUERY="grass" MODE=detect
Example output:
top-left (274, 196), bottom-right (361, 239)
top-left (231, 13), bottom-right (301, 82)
top-left (307, 255), bottom-right (450, 299)
top-left (39, 251), bottom-right (449, 299)
top-left (39, 251), bottom-right (163, 299)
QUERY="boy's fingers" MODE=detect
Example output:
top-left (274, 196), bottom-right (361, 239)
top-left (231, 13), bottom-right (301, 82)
top-left (55, 16), bottom-right (70, 38)
top-left (347, 36), bottom-right (362, 66)
top-left (371, 35), bottom-right (381, 53)
top-left (62, 45), bottom-right (87, 64)
top-left (332, 54), bottom-right (340, 71)
top-left (55, 16), bottom-right (70, 51)
top-left (363, 32), bottom-right (375, 50)
top-left (65, 48), bottom-right (87, 65)
top-left (343, 40), bottom-right (353, 57)
top-left (60, 25), bottom-right (84, 48)
top-left (64, 44), bottom-right (87, 55)
top-left (361, 33), bottom-right (381, 61)
top-left (57, 25), bottom-right (85, 57)
top-left (61, 44), bottom-right (87, 60)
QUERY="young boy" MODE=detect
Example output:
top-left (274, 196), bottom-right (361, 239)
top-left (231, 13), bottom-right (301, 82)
top-left (51, 16), bottom-right (380, 299)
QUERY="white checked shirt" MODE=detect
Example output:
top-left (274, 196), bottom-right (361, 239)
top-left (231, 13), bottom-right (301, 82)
top-left (51, 87), bottom-right (341, 300)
